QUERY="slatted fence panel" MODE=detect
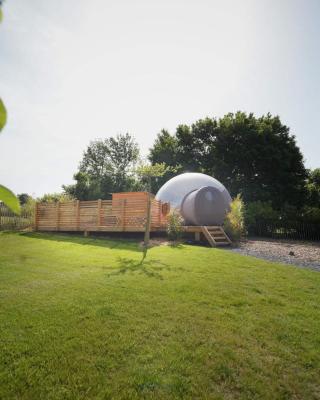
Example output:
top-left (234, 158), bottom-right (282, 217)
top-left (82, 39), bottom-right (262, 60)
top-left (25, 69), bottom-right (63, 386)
top-left (35, 193), bottom-right (168, 232)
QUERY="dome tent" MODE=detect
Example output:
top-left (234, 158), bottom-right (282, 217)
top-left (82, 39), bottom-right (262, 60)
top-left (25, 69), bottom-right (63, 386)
top-left (155, 172), bottom-right (232, 226)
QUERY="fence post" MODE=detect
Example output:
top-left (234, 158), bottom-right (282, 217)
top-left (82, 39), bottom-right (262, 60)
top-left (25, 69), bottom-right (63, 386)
top-left (76, 200), bottom-right (80, 231)
top-left (97, 199), bottom-right (102, 230)
top-left (34, 202), bottom-right (38, 231)
top-left (56, 202), bottom-right (60, 231)
top-left (122, 199), bottom-right (126, 231)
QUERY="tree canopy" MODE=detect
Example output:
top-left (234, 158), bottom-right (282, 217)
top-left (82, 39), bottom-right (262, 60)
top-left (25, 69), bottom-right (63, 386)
top-left (63, 133), bottom-right (140, 200)
top-left (149, 112), bottom-right (308, 208)
top-left (306, 168), bottom-right (320, 208)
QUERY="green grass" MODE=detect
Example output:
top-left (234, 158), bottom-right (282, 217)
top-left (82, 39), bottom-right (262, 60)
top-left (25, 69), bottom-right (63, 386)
top-left (0, 232), bottom-right (320, 399)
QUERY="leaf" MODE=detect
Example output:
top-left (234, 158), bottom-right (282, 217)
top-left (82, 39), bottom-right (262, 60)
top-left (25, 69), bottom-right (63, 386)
top-left (136, 162), bottom-right (170, 178)
top-left (0, 185), bottom-right (20, 214)
top-left (0, 98), bottom-right (7, 131)
top-left (0, 8), bottom-right (2, 23)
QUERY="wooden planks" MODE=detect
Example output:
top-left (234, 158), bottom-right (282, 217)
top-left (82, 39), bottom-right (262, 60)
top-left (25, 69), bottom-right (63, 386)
top-left (184, 226), bottom-right (232, 247)
top-left (35, 193), bottom-right (168, 233)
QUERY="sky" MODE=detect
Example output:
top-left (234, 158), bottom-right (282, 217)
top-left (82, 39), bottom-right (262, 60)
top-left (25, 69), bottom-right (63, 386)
top-left (0, 0), bottom-right (319, 197)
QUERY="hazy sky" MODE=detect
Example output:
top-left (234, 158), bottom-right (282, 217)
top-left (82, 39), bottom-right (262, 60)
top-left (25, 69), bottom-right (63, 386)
top-left (0, 0), bottom-right (319, 197)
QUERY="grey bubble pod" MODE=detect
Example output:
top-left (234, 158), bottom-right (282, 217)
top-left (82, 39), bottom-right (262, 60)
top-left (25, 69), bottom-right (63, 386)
top-left (155, 172), bottom-right (232, 225)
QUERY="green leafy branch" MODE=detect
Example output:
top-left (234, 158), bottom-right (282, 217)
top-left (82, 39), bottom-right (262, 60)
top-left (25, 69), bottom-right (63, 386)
top-left (0, 2), bottom-right (21, 214)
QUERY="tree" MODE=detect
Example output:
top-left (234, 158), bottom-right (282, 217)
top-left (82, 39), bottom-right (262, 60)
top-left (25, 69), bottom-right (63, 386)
top-left (148, 129), bottom-right (182, 193)
top-left (136, 163), bottom-right (171, 246)
top-left (306, 168), bottom-right (320, 208)
top-left (63, 133), bottom-right (140, 200)
top-left (211, 113), bottom-right (307, 208)
top-left (18, 193), bottom-right (32, 206)
top-left (149, 112), bottom-right (308, 208)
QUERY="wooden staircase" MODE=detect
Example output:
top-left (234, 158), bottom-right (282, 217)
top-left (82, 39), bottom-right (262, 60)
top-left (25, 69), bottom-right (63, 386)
top-left (201, 226), bottom-right (232, 247)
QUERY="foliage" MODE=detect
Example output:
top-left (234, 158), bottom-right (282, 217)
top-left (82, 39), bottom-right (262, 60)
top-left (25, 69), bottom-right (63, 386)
top-left (22, 195), bottom-right (36, 214)
top-left (64, 133), bottom-right (140, 200)
top-left (149, 112), bottom-right (308, 208)
top-left (38, 192), bottom-right (75, 203)
top-left (136, 162), bottom-right (171, 188)
top-left (0, 1), bottom-right (3, 22)
top-left (245, 201), bottom-right (280, 227)
top-left (63, 171), bottom-right (113, 201)
top-left (306, 168), bottom-right (320, 208)
top-left (0, 98), bottom-right (6, 131)
top-left (245, 200), bottom-right (320, 237)
top-left (148, 129), bottom-right (182, 192)
top-left (0, 3), bottom-right (20, 215)
top-left (301, 206), bottom-right (320, 224)
top-left (224, 195), bottom-right (245, 241)
top-left (166, 209), bottom-right (183, 241)
top-left (0, 185), bottom-right (20, 214)
top-left (17, 193), bottom-right (32, 206)
top-left (1, 232), bottom-right (320, 399)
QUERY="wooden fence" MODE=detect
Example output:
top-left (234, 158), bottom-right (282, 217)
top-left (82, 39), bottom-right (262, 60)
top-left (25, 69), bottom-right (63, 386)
top-left (35, 192), bottom-right (169, 233)
top-left (0, 203), bottom-right (34, 231)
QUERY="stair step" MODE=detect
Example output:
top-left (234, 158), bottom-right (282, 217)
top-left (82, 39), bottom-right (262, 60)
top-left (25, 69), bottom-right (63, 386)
top-left (200, 226), bottom-right (231, 247)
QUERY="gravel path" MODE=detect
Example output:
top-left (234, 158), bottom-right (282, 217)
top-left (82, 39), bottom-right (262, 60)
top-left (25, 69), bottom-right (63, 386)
top-left (228, 238), bottom-right (320, 271)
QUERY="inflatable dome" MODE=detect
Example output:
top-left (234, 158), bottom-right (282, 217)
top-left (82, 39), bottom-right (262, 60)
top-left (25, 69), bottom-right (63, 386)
top-left (155, 172), bottom-right (232, 225)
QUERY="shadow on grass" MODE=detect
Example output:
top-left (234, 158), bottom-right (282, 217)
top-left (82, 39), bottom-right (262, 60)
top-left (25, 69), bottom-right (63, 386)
top-left (19, 232), bottom-right (142, 252)
top-left (169, 241), bottom-right (184, 249)
top-left (107, 248), bottom-right (171, 280)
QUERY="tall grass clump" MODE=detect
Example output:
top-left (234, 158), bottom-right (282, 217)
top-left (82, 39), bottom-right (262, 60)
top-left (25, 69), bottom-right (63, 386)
top-left (224, 194), bottom-right (245, 242)
top-left (166, 209), bottom-right (183, 241)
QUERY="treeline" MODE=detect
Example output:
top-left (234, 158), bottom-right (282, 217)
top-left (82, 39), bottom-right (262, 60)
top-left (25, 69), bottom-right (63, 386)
top-left (20, 112), bottom-right (320, 226)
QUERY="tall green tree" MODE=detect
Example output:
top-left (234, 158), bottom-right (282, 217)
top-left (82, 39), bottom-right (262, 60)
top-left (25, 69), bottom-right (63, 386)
top-left (148, 129), bottom-right (182, 193)
top-left (63, 133), bottom-right (140, 200)
top-left (306, 168), bottom-right (320, 208)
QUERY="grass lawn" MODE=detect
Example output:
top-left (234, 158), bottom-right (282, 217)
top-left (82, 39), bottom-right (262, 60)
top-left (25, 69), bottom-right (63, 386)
top-left (0, 232), bottom-right (320, 399)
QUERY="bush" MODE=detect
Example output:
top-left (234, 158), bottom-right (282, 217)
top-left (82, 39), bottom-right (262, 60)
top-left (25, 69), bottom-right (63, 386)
top-left (166, 209), bottom-right (183, 241)
top-left (245, 201), bottom-right (279, 227)
top-left (301, 206), bottom-right (320, 224)
top-left (224, 195), bottom-right (245, 242)
top-left (37, 192), bottom-right (75, 203)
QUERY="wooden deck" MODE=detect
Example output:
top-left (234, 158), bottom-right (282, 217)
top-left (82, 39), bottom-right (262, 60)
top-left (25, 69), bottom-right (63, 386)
top-left (35, 192), bottom-right (231, 246)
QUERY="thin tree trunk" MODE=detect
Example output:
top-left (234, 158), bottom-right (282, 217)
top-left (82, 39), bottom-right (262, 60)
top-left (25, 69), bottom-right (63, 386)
top-left (144, 178), bottom-right (152, 246)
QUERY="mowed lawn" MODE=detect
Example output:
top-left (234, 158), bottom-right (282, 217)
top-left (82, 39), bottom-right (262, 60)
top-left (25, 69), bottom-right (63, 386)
top-left (1, 233), bottom-right (320, 400)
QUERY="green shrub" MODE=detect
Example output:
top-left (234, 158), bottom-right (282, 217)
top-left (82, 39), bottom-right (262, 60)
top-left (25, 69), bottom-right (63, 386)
top-left (301, 206), bottom-right (320, 224)
top-left (224, 195), bottom-right (245, 241)
top-left (166, 209), bottom-right (183, 241)
top-left (245, 201), bottom-right (279, 227)
top-left (38, 192), bottom-right (75, 203)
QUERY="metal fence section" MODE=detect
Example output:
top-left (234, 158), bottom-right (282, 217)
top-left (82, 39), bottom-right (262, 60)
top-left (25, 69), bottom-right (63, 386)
top-left (0, 203), bottom-right (34, 231)
top-left (247, 219), bottom-right (320, 241)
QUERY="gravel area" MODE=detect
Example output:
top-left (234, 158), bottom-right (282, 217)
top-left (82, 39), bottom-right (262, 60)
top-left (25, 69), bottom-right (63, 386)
top-left (228, 238), bottom-right (320, 271)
